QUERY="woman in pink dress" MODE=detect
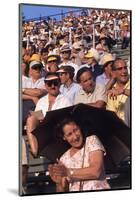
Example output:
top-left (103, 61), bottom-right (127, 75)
top-left (48, 118), bottom-right (110, 192)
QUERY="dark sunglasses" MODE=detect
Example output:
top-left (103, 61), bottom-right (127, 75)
top-left (113, 66), bottom-right (128, 71)
top-left (61, 51), bottom-right (70, 54)
top-left (45, 79), bottom-right (60, 87)
top-left (58, 72), bottom-right (68, 76)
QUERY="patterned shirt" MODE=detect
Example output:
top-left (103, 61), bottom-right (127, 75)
top-left (60, 135), bottom-right (110, 191)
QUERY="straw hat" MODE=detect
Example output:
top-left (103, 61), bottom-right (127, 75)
top-left (29, 54), bottom-right (41, 62)
top-left (85, 48), bottom-right (100, 62)
top-left (47, 54), bottom-right (60, 63)
top-left (100, 53), bottom-right (114, 66)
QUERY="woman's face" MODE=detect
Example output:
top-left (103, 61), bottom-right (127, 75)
top-left (63, 122), bottom-right (84, 149)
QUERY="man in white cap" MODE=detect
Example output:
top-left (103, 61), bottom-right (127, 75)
top-left (22, 61), bottom-right (47, 124)
top-left (82, 49), bottom-right (103, 80)
top-left (26, 72), bottom-right (72, 157)
top-left (59, 44), bottom-right (80, 80)
top-left (22, 60), bottom-right (46, 104)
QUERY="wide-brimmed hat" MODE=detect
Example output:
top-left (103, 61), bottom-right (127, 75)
top-left (47, 54), bottom-right (60, 63)
top-left (29, 54), bottom-right (41, 62)
top-left (60, 44), bottom-right (71, 53)
top-left (45, 72), bottom-right (60, 81)
top-left (100, 53), bottom-right (115, 66)
top-left (84, 48), bottom-right (100, 61)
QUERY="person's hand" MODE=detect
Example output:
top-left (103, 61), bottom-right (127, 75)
top-left (51, 161), bottom-right (68, 177)
top-left (48, 164), bottom-right (62, 184)
top-left (107, 87), bottom-right (124, 100)
top-left (48, 164), bottom-right (69, 190)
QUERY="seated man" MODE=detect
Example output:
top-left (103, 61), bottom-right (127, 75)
top-left (96, 53), bottom-right (114, 87)
top-left (22, 60), bottom-right (46, 123)
top-left (74, 67), bottom-right (107, 108)
top-left (57, 65), bottom-right (81, 104)
top-left (46, 54), bottom-right (60, 73)
top-left (106, 58), bottom-right (130, 122)
top-left (26, 72), bottom-right (72, 157)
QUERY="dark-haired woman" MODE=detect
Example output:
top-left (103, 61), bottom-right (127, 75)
top-left (48, 118), bottom-right (110, 192)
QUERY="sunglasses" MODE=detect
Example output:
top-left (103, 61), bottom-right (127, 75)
top-left (113, 66), bottom-right (128, 71)
top-left (45, 79), bottom-right (60, 87)
top-left (58, 72), bottom-right (68, 76)
top-left (61, 51), bottom-right (70, 54)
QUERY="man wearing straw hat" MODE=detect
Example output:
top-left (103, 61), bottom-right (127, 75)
top-left (83, 49), bottom-right (103, 80)
top-left (96, 53), bottom-right (115, 87)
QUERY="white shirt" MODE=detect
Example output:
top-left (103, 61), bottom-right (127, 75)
top-left (35, 93), bottom-right (72, 117)
top-left (60, 82), bottom-right (81, 104)
top-left (74, 83), bottom-right (107, 105)
top-left (22, 75), bottom-right (29, 88)
top-left (22, 77), bottom-right (45, 89)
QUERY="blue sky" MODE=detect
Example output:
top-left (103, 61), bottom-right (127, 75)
top-left (21, 4), bottom-right (83, 21)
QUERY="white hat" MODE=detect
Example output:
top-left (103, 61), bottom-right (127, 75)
top-left (29, 61), bottom-right (42, 68)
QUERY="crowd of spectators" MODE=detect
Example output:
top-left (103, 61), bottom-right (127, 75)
top-left (21, 8), bottom-right (131, 193)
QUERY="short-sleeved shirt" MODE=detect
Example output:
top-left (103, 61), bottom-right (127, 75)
top-left (35, 93), bottom-right (72, 117)
top-left (96, 73), bottom-right (110, 86)
top-left (60, 135), bottom-right (110, 191)
top-left (74, 83), bottom-right (107, 105)
top-left (22, 77), bottom-right (45, 89)
top-left (106, 80), bottom-right (130, 121)
top-left (60, 83), bottom-right (81, 104)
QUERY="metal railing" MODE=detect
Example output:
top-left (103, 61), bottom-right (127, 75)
top-left (23, 8), bottom-right (89, 22)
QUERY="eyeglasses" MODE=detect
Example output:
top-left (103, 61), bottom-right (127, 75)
top-left (113, 66), bottom-right (128, 71)
top-left (61, 51), bottom-right (70, 54)
top-left (58, 72), bottom-right (68, 76)
top-left (45, 79), bottom-right (60, 87)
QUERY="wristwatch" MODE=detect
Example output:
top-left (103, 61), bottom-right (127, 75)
top-left (66, 169), bottom-right (74, 183)
top-left (22, 88), bottom-right (25, 93)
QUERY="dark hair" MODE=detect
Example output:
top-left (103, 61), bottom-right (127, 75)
top-left (60, 65), bottom-right (75, 80)
top-left (112, 57), bottom-right (125, 71)
top-left (59, 117), bottom-right (81, 138)
top-left (41, 47), bottom-right (48, 55)
top-left (76, 67), bottom-right (92, 83)
top-left (103, 60), bottom-right (114, 71)
top-left (31, 63), bottom-right (43, 70)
